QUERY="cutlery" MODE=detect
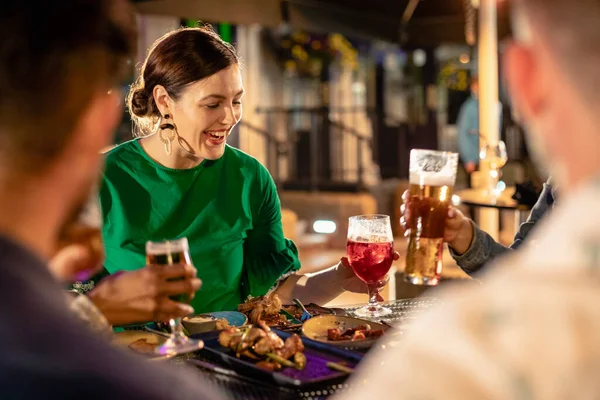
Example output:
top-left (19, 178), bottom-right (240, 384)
top-left (292, 298), bottom-right (312, 322)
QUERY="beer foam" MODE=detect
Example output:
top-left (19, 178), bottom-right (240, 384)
top-left (146, 238), bottom-right (190, 254)
top-left (409, 172), bottom-right (455, 187)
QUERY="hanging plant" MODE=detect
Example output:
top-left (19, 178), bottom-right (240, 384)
top-left (273, 30), bottom-right (358, 78)
top-left (438, 60), bottom-right (469, 91)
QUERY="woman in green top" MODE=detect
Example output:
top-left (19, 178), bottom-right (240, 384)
top-left (100, 27), bottom-right (373, 314)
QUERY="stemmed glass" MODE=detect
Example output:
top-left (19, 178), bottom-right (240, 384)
top-left (346, 215), bottom-right (395, 318)
top-left (480, 140), bottom-right (508, 199)
top-left (146, 238), bottom-right (203, 356)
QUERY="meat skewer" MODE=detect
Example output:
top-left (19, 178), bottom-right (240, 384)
top-left (238, 294), bottom-right (286, 325)
top-left (218, 324), bottom-right (306, 371)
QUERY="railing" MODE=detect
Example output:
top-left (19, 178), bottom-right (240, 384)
top-left (235, 120), bottom-right (289, 189)
top-left (329, 119), bottom-right (371, 186)
top-left (256, 106), bottom-right (374, 192)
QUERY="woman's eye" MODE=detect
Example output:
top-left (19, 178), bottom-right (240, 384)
top-left (206, 104), bottom-right (219, 109)
top-left (233, 101), bottom-right (242, 106)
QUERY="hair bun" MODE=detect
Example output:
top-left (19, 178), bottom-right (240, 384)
top-left (129, 88), bottom-right (151, 117)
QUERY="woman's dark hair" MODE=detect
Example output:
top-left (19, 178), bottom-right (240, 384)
top-left (127, 27), bottom-right (239, 136)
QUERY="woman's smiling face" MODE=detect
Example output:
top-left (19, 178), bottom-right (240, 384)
top-left (162, 64), bottom-right (244, 160)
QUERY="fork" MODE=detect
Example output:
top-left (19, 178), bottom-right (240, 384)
top-left (292, 298), bottom-right (312, 322)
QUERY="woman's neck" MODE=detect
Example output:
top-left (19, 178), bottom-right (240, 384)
top-left (139, 134), bottom-right (204, 170)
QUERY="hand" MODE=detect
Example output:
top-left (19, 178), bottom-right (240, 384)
top-left (337, 253), bottom-right (400, 301)
top-left (88, 264), bottom-right (201, 326)
top-left (400, 190), bottom-right (474, 255)
top-left (465, 161), bottom-right (476, 174)
top-left (50, 243), bottom-right (104, 282)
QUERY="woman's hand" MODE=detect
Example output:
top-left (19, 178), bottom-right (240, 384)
top-left (399, 189), bottom-right (474, 255)
top-left (337, 253), bottom-right (400, 301)
top-left (87, 264), bottom-right (201, 326)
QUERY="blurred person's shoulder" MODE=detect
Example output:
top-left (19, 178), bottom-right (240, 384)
top-left (0, 346), bottom-right (224, 400)
top-left (340, 260), bottom-right (600, 400)
top-left (515, 180), bottom-right (600, 271)
top-left (0, 236), bottom-right (224, 400)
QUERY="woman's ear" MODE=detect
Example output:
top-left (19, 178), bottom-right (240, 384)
top-left (153, 85), bottom-right (171, 116)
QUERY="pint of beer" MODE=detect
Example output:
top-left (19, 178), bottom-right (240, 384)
top-left (145, 238), bottom-right (192, 303)
top-left (145, 238), bottom-right (203, 356)
top-left (404, 149), bottom-right (458, 285)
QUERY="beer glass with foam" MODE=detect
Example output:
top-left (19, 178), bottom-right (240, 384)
top-left (404, 149), bottom-right (458, 286)
top-left (146, 238), bottom-right (203, 356)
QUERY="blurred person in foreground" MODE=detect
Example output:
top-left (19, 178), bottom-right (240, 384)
top-left (0, 2), bottom-right (223, 398)
top-left (339, 1), bottom-right (600, 399)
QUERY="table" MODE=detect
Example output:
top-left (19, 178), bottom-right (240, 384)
top-left (455, 187), bottom-right (532, 241)
top-left (179, 298), bottom-right (439, 400)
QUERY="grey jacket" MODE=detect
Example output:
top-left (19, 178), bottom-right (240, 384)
top-left (451, 180), bottom-right (556, 275)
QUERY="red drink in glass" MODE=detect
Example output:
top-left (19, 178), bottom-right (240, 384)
top-left (346, 240), bottom-right (394, 284)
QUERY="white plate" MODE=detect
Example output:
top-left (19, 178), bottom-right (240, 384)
top-left (301, 315), bottom-right (389, 349)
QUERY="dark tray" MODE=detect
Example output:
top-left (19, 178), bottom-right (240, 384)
top-left (189, 329), bottom-right (363, 390)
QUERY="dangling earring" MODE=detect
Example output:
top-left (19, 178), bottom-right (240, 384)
top-left (158, 114), bottom-right (176, 155)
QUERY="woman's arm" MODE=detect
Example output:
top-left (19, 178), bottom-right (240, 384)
top-left (275, 254), bottom-right (397, 305)
top-left (274, 265), bottom-right (345, 305)
top-left (245, 161), bottom-right (394, 305)
top-left (242, 164), bottom-right (301, 299)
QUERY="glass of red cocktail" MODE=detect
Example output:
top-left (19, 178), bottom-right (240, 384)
top-left (347, 214), bottom-right (395, 318)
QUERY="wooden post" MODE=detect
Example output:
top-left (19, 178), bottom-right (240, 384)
top-left (477, 0), bottom-right (500, 240)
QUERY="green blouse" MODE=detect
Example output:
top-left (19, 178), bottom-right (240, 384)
top-left (100, 140), bottom-right (300, 313)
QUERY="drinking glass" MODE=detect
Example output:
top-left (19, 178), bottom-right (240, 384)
top-left (145, 238), bottom-right (203, 356)
top-left (405, 149), bottom-right (458, 286)
top-left (347, 214), bottom-right (394, 318)
top-left (479, 141), bottom-right (508, 199)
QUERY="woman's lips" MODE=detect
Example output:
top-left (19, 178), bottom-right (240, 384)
top-left (204, 130), bottom-right (227, 145)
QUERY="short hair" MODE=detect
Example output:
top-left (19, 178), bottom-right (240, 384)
top-left (511, 0), bottom-right (600, 104)
top-left (127, 27), bottom-right (239, 137)
top-left (0, 1), bottom-right (136, 174)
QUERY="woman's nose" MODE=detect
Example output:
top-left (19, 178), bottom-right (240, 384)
top-left (220, 106), bottom-right (239, 125)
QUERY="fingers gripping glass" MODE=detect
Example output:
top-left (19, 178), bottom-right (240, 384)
top-left (145, 238), bottom-right (203, 356)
